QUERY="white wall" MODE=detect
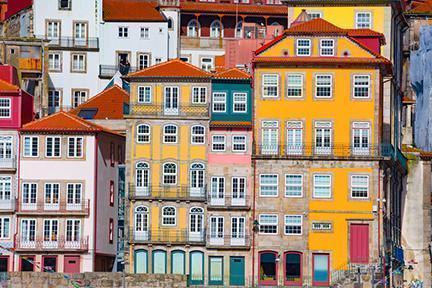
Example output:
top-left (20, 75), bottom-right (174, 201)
top-left (161, 9), bottom-right (180, 59)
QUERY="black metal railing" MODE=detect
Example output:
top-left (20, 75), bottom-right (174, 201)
top-left (130, 229), bottom-right (206, 244)
top-left (35, 35), bottom-right (99, 49)
top-left (128, 184), bottom-right (207, 201)
top-left (99, 65), bottom-right (140, 78)
top-left (129, 104), bottom-right (209, 118)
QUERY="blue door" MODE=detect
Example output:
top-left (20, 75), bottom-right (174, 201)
top-left (229, 256), bottom-right (245, 286)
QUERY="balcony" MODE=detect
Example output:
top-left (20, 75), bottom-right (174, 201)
top-left (130, 229), bottom-right (206, 245)
top-left (18, 58), bottom-right (42, 72)
top-left (35, 36), bottom-right (99, 51)
top-left (129, 185), bottom-right (206, 201)
top-left (0, 157), bottom-right (16, 170)
top-left (15, 236), bottom-right (89, 252)
top-left (207, 193), bottom-right (250, 210)
top-left (253, 143), bottom-right (394, 160)
top-left (206, 235), bottom-right (251, 250)
top-left (99, 65), bottom-right (140, 79)
top-left (0, 198), bottom-right (15, 211)
top-left (128, 104), bottom-right (209, 118)
top-left (16, 200), bottom-right (90, 216)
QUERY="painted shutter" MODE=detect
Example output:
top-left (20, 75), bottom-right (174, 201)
top-left (349, 224), bottom-right (369, 264)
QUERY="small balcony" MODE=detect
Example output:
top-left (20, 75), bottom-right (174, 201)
top-left (206, 234), bottom-right (251, 250)
top-left (18, 58), bottom-right (42, 72)
top-left (15, 236), bottom-right (89, 252)
top-left (0, 198), bottom-right (15, 211)
top-left (0, 157), bottom-right (16, 170)
top-left (16, 200), bottom-right (90, 216)
top-left (130, 229), bottom-right (206, 245)
top-left (253, 143), bottom-right (394, 160)
top-left (35, 35), bottom-right (99, 51)
top-left (207, 193), bottom-right (250, 210)
top-left (128, 104), bottom-right (209, 118)
top-left (99, 65), bottom-right (139, 79)
top-left (129, 185), bottom-right (206, 201)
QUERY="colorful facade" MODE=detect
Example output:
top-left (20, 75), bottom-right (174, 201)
top-left (252, 19), bottom-right (392, 286)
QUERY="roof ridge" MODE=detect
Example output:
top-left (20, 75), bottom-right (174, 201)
top-left (70, 85), bottom-right (127, 114)
top-left (127, 58), bottom-right (212, 78)
top-left (62, 111), bottom-right (99, 130)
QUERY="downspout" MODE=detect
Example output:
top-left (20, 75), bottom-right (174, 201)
top-left (13, 130), bottom-right (22, 272)
top-left (93, 134), bottom-right (99, 271)
top-left (251, 60), bottom-right (256, 287)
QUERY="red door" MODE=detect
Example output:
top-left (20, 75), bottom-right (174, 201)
top-left (64, 256), bottom-right (80, 273)
top-left (349, 224), bottom-right (369, 264)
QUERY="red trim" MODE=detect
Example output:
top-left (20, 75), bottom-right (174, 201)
top-left (258, 250), bottom-right (278, 286)
top-left (19, 255), bottom-right (35, 271)
top-left (312, 253), bottom-right (330, 287)
top-left (92, 134), bottom-right (99, 271)
top-left (0, 256), bottom-right (10, 272)
top-left (41, 255), bottom-right (58, 272)
top-left (283, 251), bottom-right (303, 286)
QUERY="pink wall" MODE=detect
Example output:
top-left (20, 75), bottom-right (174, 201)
top-left (0, 65), bottom-right (20, 86)
top-left (351, 37), bottom-right (381, 55)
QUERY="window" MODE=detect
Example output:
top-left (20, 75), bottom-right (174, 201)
top-left (187, 19), bottom-right (200, 37)
top-left (211, 177), bottom-right (225, 201)
top-left (22, 183), bottom-right (37, 208)
top-left (296, 39), bottom-right (311, 56)
top-left (212, 135), bottom-right (226, 151)
top-left (313, 174), bottom-right (332, 198)
top-left (134, 206), bottom-right (149, 240)
top-left (109, 218), bottom-right (114, 244)
top-left (235, 21), bottom-right (243, 38)
top-left (353, 75), bottom-right (370, 98)
top-left (284, 215), bottom-right (302, 235)
top-left (315, 121), bottom-right (332, 155)
top-left (110, 142), bottom-right (115, 166)
top-left (0, 177), bottom-right (11, 202)
top-left (352, 122), bottom-right (370, 154)
top-left (44, 183), bottom-right (59, 207)
top-left (47, 21), bottom-right (60, 39)
top-left (138, 54), bottom-right (150, 70)
top-left (232, 177), bottom-right (246, 203)
top-left (168, 18), bottom-right (174, 30)
top-left (190, 164), bottom-right (205, 196)
top-left (171, 250), bottom-right (185, 274)
top-left (260, 174), bottom-right (278, 197)
top-left (155, 58), bottom-right (162, 64)
top-left (262, 121), bottom-right (279, 154)
top-left (286, 74), bottom-right (303, 98)
top-left (191, 125), bottom-right (205, 144)
top-left (284, 252), bottom-right (302, 286)
top-left (72, 90), bottom-right (87, 108)
top-left (259, 252), bottom-right (277, 285)
top-left (189, 207), bottom-right (204, 236)
top-left (209, 216), bottom-right (224, 240)
top-left (0, 217), bottom-right (10, 239)
top-left (140, 27), bottom-right (150, 39)
top-left (23, 136), bottom-right (39, 157)
top-left (67, 183), bottom-right (82, 205)
top-left (136, 162), bottom-right (150, 195)
top-left (231, 217), bottom-right (245, 239)
top-left (48, 53), bottom-right (61, 71)
top-left (212, 93), bottom-right (226, 112)
top-left (192, 87), bottom-right (207, 104)
top-left (0, 136), bottom-right (12, 159)
top-left (162, 206), bottom-right (176, 225)
top-left (118, 26), bottom-right (129, 38)
top-left (190, 251), bottom-right (204, 285)
top-left (209, 257), bottom-right (223, 285)
top-left (48, 90), bottom-right (60, 109)
top-left (232, 135), bottom-right (246, 152)
top-left (21, 219), bottom-right (36, 242)
top-left (259, 214), bottom-right (278, 234)
top-left (307, 12), bottom-right (322, 19)
top-left (262, 74), bottom-right (279, 98)
top-left (163, 125), bottom-right (177, 143)
top-left (313, 254), bottom-right (330, 286)
top-left (210, 20), bottom-right (223, 38)
top-left (285, 174), bottom-right (303, 197)
top-left (59, 0), bottom-right (71, 9)
top-left (43, 219), bottom-right (58, 242)
top-left (286, 121), bottom-right (303, 155)
top-left (68, 137), bottom-right (83, 158)
top-left (137, 124), bottom-right (150, 143)
top-left (135, 250), bottom-right (148, 273)
top-left (320, 39), bottom-right (335, 56)
top-left (109, 181), bottom-right (114, 206)
top-left (351, 175), bottom-right (369, 198)
top-left (200, 57), bottom-right (213, 71)
top-left (233, 93), bottom-right (247, 112)
top-left (163, 163), bottom-right (177, 185)
top-left (74, 22), bottom-right (87, 45)
top-left (0, 99), bottom-right (11, 118)
top-left (315, 75), bottom-right (332, 98)
top-left (66, 219), bottom-right (80, 242)
top-left (71, 53), bottom-right (86, 72)
top-left (356, 12), bottom-right (371, 28)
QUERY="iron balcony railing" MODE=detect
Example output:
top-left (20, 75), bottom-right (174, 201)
top-left (128, 185), bottom-right (207, 201)
top-left (253, 143), bottom-right (394, 159)
top-left (0, 157), bottom-right (16, 170)
top-left (35, 35), bottom-right (99, 50)
top-left (207, 193), bottom-right (251, 209)
top-left (206, 234), bottom-right (251, 248)
top-left (128, 104), bottom-right (209, 118)
top-left (130, 229), bottom-right (206, 245)
top-left (99, 65), bottom-right (140, 78)
top-left (16, 200), bottom-right (90, 215)
top-left (15, 235), bottom-right (89, 251)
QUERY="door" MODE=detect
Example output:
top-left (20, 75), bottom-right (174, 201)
top-left (42, 256), bottom-right (57, 272)
top-left (20, 256), bottom-right (34, 271)
top-left (261, 121), bottom-right (278, 154)
top-left (64, 256), bottom-right (80, 273)
top-left (190, 164), bottom-right (205, 197)
top-left (231, 217), bottom-right (245, 246)
top-left (164, 87), bottom-right (179, 115)
top-left (286, 122), bottom-right (303, 155)
top-left (232, 177), bottom-right (246, 206)
top-left (229, 256), bottom-right (245, 286)
top-left (189, 207), bottom-right (203, 242)
top-left (210, 177), bottom-right (225, 206)
top-left (0, 257), bottom-right (8, 272)
top-left (350, 224), bottom-right (369, 264)
top-left (117, 52), bottom-right (130, 75)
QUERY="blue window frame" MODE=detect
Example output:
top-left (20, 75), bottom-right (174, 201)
top-left (134, 249), bottom-right (148, 273)
top-left (152, 250), bottom-right (167, 274)
top-left (189, 251), bottom-right (204, 285)
top-left (209, 256), bottom-right (224, 285)
top-left (171, 250), bottom-right (185, 274)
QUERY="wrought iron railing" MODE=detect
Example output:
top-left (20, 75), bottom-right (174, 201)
top-left (16, 200), bottom-right (90, 215)
top-left (35, 35), bottom-right (99, 49)
top-left (128, 104), bottom-right (209, 118)
top-left (130, 229), bottom-right (206, 244)
top-left (128, 185), bottom-right (206, 201)
top-left (99, 65), bottom-right (140, 78)
top-left (15, 235), bottom-right (89, 251)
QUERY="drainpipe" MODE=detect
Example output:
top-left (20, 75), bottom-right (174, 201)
top-left (251, 61), bottom-right (256, 288)
top-left (93, 134), bottom-right (99, 271)
top-left (13, 131), bottom-right (22, 272)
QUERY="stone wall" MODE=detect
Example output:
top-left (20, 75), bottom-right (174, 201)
top-left (2, 272), bottom-right (187, 288)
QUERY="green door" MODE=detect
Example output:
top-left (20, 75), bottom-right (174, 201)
top-left (229, 256), bottom-right (245, 286)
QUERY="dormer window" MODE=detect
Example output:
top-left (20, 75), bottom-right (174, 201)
top-left (320, 39), bottom-right (335, 56)
top-left (296, 39), bottom-right (311, 56)
top-left (59, 0), bottom-right (71, 10)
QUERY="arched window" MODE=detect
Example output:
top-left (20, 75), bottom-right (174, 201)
top-left (134, 249), bottom-right (148, 273)
top-left (235, 21), bottom-right (243, 38)
top-left (190, 163), bottom-right (205, 197)
top-left (271, 21), bottom-right (280, 26)
top-left (187, 19), bottom-right (200, 37)
top-left (163, 162), bottom-right (177, 185)
top-left (259, 251), bottom-right (278, 285)
top-left (191, 125), bottom-right (205, 144)
top-left (134, 206), bottom-right (149, 240)
top-left (135, 162), bottom-right (150, 195)
top-left (210, 20), bottom-right (223, 38)
top-left (137, 124), bottom-right (150, 143)
top-left (162, 206), bottom-right (176, 225)
top-left (189, 207), bottom-right (204, 241)
top-left (284, 252), bottom-right (302, 286)
top-left (171, 250), bottom-right (185, 274)
top-left (163, 124), bottom-right (178, 143)
top-left (168, 18), bottom-right (174, 30)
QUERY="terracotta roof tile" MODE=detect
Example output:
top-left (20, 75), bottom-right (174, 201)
top-left (127, 59), bottom-right (212, 78)
top-left (286, 18), bottom-right (345, 34)
top-left (70, 85), bottom-right (129, 120)
top-left (407, 0), bottom-right (432, 13)
top-left (21, 111), bottom-right (123, 137)
top-left (0, 79), bottom-right (20, 92)
top-left (210, 121), bottom-right (252, 128)
top-left (103, 0), bottom-right (166, 22)
top-left (180, 2), bottom-right (289, 16)
top-left (214, 68), bottom-right (251, 80)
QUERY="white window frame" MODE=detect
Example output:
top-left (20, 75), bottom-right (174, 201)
top-left (307, 12), bottom-right (322, 20)
top-left (258, 214), bottom-right (278, 235)
top-left (72, 90), bottom-right (88, 108)
top-left (0, 98), bottom-right (11, 118)
top-left (313, 174), bottom-right (332, 199)
top-left (353, 75), bottom-right (371, 99)
top-left (233, 92), bottom-right (247, 113)
top-left (65, 219), bottom-right (81, 242)
top-left (0, 136), bottom-right (12, 159)
top-left (259, 174), bottom-right (278, 197)
top-left (350, 175), bottom-right (369, 199)
top-left (284, 215), bottom-right (303, 235)
top-left (210, 216), bottom-right (224, 239)
top-left (48, 52), bottom-right (61, 71)
top-left (140, 27), bottom-right (150, 39)
top-left (192, 87), bottom-right (207, 104)
top-left (232, 135), bottom-right (247, 152)
top-left (200, 57), bottom-right (214, 72)
top-left (20, 219), bottom-right (36, 242)
top-left (285, 174), bottom-right (303, 197)
top-left (67, 137), bottom-right (83, 158)
top-left (191, 125), bottom-right (205, 144)
top-left (71, 53), bottom-right (86, 72)
top-left (296, 39), bottom-right (311, 56)
top-left (45, 136), bottom-right (61, 158)
top-left (23, 136), bottom-right (39, 157)
top-left (0, 176), bottom-right (11, 201)
top-left (352, 122), bottom-right (370, 154)
top-left (320, 39), bottom-right (335, 56)
top-left (232, 177), bottom-right (246, 200)
top-left (138, 86), bottom-right (152, 103)
top-left (163, 163), bottom-right (177, 185)
top-left (262, 74), bottom-right (279, 98)
top-left (212, 135), bottom-right (226, 151)
top-left (0, 217), bottom-right (10, 239)
top-left (118, 26), bottom-right (129, 38)
top-left (212, 92), bottom-right (226, 112)
top-left (355, 12), bottom-right (372, 29)
top-left (66, 183), bottom-right (82, 205)
top-left (137, 124), bottom-right (150, 143)
top-left (163, 125), bottom-right (178, 144)
top-left (286, 74), bottom-right (304, 98)
top-left (315, 75), bottom-right (333, 98)
top-left (162, 206), bottom-right (176, 226)
top-left (261, 120), bottom-right (279, 155)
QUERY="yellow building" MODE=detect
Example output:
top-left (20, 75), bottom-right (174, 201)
top-left (124, 59), bottom-right (212, 280)
top-left (252, 18), bottom-right (392, 287)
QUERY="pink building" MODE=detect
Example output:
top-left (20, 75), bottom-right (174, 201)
top-left (16, 111), bottom-right (124, 273)
top-left (0, 65), bottom-right (33, 272)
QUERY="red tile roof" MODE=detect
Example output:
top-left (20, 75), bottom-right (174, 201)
top-left (70, 85), bottom-right (129, 120)
top-left (103, 0), bottom-right (166, 22)
top-left (127, 59), bottom-right (212, 78)
top-left (214, 68), bottom-right (251, 80)
top-left (210, 121), bottom-right (252, 128)
top-left (407, 0), bottom-right (432, 13)
top-left (0, 79), bottom-right (20, 92)
top-left (180, 2), bottom-right (289, 16)
top-left (21, 111), bottom-right (123, 137)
